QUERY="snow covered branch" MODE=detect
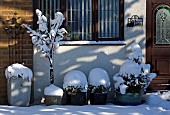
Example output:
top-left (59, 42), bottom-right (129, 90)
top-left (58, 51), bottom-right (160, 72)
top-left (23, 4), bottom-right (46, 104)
top-left (23, 9), bottom-right (67, 84)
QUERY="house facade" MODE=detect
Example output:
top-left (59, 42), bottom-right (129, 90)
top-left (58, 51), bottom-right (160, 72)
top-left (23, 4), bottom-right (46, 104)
top-left (0, 0), bottom-right (170, 105)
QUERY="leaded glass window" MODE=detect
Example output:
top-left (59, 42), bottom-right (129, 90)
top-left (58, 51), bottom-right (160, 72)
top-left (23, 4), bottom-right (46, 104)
top-left (154, 5), bottom-right (170, 44)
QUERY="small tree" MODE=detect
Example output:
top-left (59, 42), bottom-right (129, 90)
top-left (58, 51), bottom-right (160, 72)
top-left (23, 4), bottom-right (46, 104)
top-left (24, 9), bottom-right (67, 84)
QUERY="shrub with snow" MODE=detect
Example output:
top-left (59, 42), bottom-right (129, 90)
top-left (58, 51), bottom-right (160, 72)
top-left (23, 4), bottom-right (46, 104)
top-left (63, 70), bottom-right (88, 93)
top-left (5, 63), bottom-right (33, 82)
top-left (88, 68), bottom-right (110, 93)
top-left (113, 42), bottom-right (156, 94)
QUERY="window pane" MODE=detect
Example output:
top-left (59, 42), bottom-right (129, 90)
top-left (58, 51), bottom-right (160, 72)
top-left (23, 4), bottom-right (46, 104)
top-left (66, 0), bottom-right (92, 40)
top-left (39, 0), bottom-right (61, 19)
top-left (98, 0), bottom-right (119, 38)
top-left (154, 5), bottom-right (170, 44)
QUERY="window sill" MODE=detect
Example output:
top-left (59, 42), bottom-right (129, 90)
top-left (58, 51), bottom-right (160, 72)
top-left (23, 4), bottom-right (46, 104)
top-left (60, 41), bottom-right (126, 45)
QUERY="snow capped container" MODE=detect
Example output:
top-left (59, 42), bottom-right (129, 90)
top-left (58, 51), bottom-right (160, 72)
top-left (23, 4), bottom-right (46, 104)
top-left (63, 70), bottom-right (88, 105)
top-left (88, 68), bottom-right (110, 89)
top-left (63, 70), bottom-right (88, 92)
top-left (5, 63), bottom-right (33, 106)
top-left (88, 68), bottom-right (110, 105)
top-left (113, 42), bottom-right (156, 106)
top-left (44, 84), bottom-right (63, 105)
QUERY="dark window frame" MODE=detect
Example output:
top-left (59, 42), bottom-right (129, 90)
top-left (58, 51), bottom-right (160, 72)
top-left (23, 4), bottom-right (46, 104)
top-left (33, 0), bottom-right (124, 41)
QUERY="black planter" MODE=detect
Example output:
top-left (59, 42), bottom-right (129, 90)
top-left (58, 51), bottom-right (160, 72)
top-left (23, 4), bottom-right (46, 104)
top-left (69, 92), bottom-right (87, 105)
top-left (60, 91), bottom-right (71, 105)
top-left (90, 93), bottom-right (107, 105)
top-left (115, 92), bottom-right (142, 106)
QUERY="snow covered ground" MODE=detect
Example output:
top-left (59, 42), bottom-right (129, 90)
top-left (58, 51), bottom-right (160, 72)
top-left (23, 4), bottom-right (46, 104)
top-left (0, 103), bottom-right (170, 115)
top-left (1, 92), bottom-right (170, 115)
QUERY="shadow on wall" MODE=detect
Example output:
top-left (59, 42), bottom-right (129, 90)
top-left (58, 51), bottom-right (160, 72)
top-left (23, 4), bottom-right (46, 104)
top-left (33, 44), bottom-right (126, 103)
top-left (53, 45), bottom-right (126, 86)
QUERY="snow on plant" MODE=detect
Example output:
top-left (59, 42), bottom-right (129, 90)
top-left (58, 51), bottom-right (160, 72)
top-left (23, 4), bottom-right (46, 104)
top-left (113, 42), bottom-right (156, 94)
top-left (88, 68), bottom-right (111, 93)
top-left (5, 63), bottom-right (33, 82)
top-left (63, 70), bottom-right (88, 93)
top-left (23, 9), bottom-right (67, 84)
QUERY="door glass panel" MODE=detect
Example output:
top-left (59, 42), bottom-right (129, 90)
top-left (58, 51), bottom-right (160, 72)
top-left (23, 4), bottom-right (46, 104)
top-left (154, 5), bottom-right (170, 44)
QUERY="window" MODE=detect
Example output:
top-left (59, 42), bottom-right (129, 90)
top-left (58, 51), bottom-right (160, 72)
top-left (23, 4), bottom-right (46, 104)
top-left (33, 0), bottom-right (124, 41)
top-left (154, 5), bottom-right (170, 44)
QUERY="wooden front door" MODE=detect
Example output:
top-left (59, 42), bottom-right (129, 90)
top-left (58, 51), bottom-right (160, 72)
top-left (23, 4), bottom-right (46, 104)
top-left (146, 0), bottom-right (170, 91)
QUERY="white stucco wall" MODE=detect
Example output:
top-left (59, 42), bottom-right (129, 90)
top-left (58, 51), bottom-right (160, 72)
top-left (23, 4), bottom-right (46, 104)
top-left (33, 0), bottom-right (146, 103)
top-left (124, 0), bottom-right (146, 59)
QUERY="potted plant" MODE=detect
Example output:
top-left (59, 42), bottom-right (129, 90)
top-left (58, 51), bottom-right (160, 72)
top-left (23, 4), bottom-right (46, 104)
top-left (63, 70), bottom-right (88, 105)
top-left (24, 9), bottom-right (67, 105)
top-left (44, 84), bottom-right (63, 106)
top-left (88, 68), bottom-right (111, 105)
top-left (113, 42), bottom-right (157, 105)
top-left (5, 63), bottom-right (33, 106)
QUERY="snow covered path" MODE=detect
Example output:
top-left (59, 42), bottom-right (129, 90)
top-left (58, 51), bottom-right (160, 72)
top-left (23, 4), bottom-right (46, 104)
top-left (0, 104), bottom-right (170, 115)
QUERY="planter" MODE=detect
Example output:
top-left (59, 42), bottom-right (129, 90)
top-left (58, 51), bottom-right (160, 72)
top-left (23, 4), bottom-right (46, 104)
top-left (7, 77), bottom-right (31, 106)
top-left (68, 92), bottom-right (87, 105)
top-left (90, 93), bottom-right (107, 105)
top-left (115, 92), bottom-right (142, 106)
top-left (44, 95), bottom-right (62, 106)
top-left (60, 91), bottom-right (70, 105)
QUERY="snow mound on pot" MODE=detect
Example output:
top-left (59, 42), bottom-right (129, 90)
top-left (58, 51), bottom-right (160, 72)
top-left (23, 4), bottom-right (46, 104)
top-left (63, 70), bottom-right (88, 92)
top-left (119, 60), bottom-right (141, 77)
top-left (44, 84), bottom-right (63, 96)
top-left (88, 68), bottom-right (110, 87)
top-left (5, 63), bottom-right (33, 81)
